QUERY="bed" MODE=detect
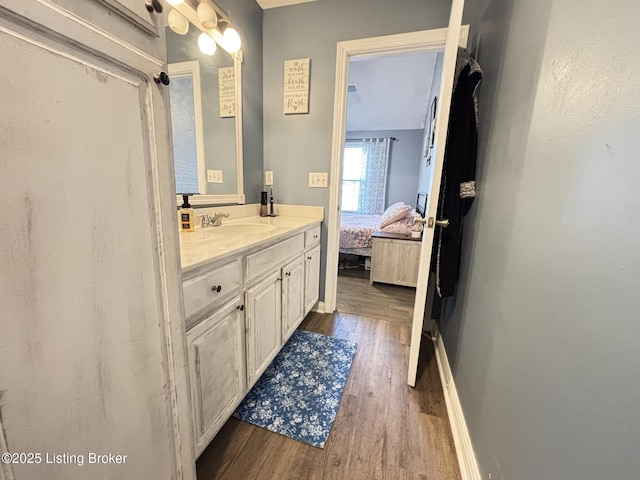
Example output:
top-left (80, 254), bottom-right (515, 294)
top-left (339, 193), bottom-right (428, 259)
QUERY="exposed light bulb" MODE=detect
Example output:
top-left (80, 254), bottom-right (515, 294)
top-left (198, 32), bottom-right (217, 56)
top-left (166, 0), bottom-right (184, 5)
top-left (222, 26), bottom-right (241, 53)
top-left (167, 9), bottom-right (189, 35)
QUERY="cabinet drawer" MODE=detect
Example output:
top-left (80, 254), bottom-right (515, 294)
top-left (304, 225), bottom-right (321, 248)
top-left (183, 258), bottom-right (242, 319)
top-left (245, 234), bottom-right (304, 282)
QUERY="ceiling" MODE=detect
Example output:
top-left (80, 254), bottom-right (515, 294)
top-left (256, 0), bottom-right (317, 9)
top-left (346, 50), bottom-right (439, 132)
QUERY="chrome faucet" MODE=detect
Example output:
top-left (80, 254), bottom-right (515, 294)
top-left (211, 212), bottom-right (230, 226)
top-left (198, 214), bottom-right (213, 228)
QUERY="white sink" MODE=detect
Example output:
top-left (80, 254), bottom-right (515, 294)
top-left (214, 223), bottom-right (276, 235)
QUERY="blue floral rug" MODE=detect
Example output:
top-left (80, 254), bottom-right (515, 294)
top-left (232, 330), bottom-right (357, 448)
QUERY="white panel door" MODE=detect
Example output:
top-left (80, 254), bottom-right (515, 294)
top-left (245, 272), bottom-right (282, 388)
top-left (282, 256), bottom-right (305, 343)
top-left (0, 2), bottom-right (193, 479)
top-left (407, 0), bottom-right (467, 386)
top-left (187, 298), bottom-right (246, 457)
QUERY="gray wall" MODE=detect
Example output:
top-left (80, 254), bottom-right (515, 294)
top-left (346, 130), bottom-right (423, 208)
top-left (417, 51), bottom-right (444, 195)
top-left (263, 0), bottom-right (477, 299)
top-left (440, 0), bottom-right (640, 478)
top-left (216, 0), bottom-right (263, 204)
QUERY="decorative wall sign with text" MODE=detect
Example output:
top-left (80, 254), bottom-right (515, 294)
top-left (218, 66), bottom-right (236, 117)
top-left (283, 58), bottom-right (310, 114)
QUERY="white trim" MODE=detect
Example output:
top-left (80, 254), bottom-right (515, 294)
top-left (324, 26), bottom-right (469, 315)
top-left (433, 329), bottom-right (481, 480)
top-left (312, 301), bottom-right (325, 314)
top-left (234, 53), bottom-right (245, 202)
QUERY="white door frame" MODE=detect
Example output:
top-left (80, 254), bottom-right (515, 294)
top-left (324, 26), bottom-right (469, 315)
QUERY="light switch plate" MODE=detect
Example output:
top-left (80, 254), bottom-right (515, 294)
top-left (265, 170), bottom-right (274, 186)
top-left (309, 172), bottom-right (328, 188)
top-left (207, 170), bottom-right (223, 183)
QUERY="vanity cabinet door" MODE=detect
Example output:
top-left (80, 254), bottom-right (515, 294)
top-left (305, 245), bottom-right (321, 315)
top-left (245, 271), bottom-right (282, 388)
top-left (282, 256), bottom-right (305, 344)
top-left (187, 298), bottom-right (246, 456)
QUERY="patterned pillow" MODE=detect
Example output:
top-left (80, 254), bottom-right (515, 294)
top-left (381, 211), bottom-right (417, 234)
top-left (380, 203), bottom-right (411, 228)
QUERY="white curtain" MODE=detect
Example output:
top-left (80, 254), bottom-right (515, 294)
top-left (359, 138), bottom-right (391, 215)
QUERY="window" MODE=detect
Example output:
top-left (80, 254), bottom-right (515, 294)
top-left (341, 143), bottom-right (365, 212)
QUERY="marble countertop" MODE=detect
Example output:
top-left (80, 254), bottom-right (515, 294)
top-left (179, 215), bottom-right (321, 273)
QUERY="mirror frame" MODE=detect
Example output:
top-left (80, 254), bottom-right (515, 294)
top-left (172, 51), bottom-right (245, 206)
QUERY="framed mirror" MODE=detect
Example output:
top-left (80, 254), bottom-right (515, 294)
top-left (166, 24), bottom-right (244, 205)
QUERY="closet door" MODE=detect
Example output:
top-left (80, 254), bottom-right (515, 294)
top-left (0, 2), bottom-right (193, 479)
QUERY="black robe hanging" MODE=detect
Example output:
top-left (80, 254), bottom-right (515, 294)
top-left (432, 48), bottom-right (482, 298)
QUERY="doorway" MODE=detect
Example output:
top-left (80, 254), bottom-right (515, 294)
top-left (335, 49), bottom-right (443, 322)
top-left (324, 25), bottom-right (469, 385)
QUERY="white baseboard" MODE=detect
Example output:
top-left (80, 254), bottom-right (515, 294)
top-left (312, 301), bottom-right (325, 314)
top-left (432, 328), bottom-right (481, 480)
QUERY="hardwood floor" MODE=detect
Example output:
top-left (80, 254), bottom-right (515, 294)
top-left (196, 311), bottom-right (461, 480)
top-left (337, 266), bottom-right (416, 324)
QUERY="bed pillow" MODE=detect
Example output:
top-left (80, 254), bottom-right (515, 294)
top-left (380, 203), bottom-right (411, 228)
top-left (381, 212), bottom-right (417, 234)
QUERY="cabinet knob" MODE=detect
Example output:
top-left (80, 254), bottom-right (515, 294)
top-left (153, 71), bottom-right (170, 86)
top-left (314, 235), bottom-right (318, 239)
top-left (145, 0), bottom-right (163, 13)
top-left (307, 256), bottom-right (312, 260)
top-left (236, 305), bottom-right (245, 311)
top-left (286, 272), bottom-right (291, 277)
top-left (211, 285), bottom-right (222, 293)
top-left (277, 277), bottom-right (282, 282)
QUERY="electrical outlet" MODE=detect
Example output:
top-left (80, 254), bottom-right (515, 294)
top-left (265, 170), bottom-right (274, 186)
top-left (308, 172), bottom-right (328, 188)
top-left (207, 170), bottom-right (223, 183)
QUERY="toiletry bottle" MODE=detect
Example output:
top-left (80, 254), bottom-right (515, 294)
top-left (180, 194), bottom-right (195, 232)
top-left (260, 191), bottom-right (268, 217)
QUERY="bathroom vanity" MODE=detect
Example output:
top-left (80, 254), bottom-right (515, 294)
top-left (179, 213), bottom-right (322, 455)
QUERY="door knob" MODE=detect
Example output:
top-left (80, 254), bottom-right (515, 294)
top-left (145, 0), bottom-right (163, 13)
top-left (427, 217), bottom-right (449, 229)
top-left (153, 71), bottom-right (170, 86)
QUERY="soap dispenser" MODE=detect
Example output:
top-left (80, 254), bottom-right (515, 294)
top-left (179, 194), bottom-right (195, 232)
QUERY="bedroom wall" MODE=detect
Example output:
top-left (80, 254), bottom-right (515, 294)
top-left (417, 51), bottom-right (444, 196)
top-left (439, 0), bottom-right (640, 478)
top-left (263, 0), bottom-right (477, 300)
top-left (346, 129), bottom-right (423, 209)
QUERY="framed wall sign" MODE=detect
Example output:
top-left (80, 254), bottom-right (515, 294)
top-left (283, 58), bottom-right (310, 114)
top-left (423, 96), bottom-right (438, 162)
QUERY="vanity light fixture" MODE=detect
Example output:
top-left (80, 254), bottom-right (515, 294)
top-left (197, 32), bottom-right (217, 55)
top-left (168, 0), bottom-right (242, 57)
top-left (166, 0), bottom-right (184, 5)
top-left (167, 8), bottom-right (189, 35)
